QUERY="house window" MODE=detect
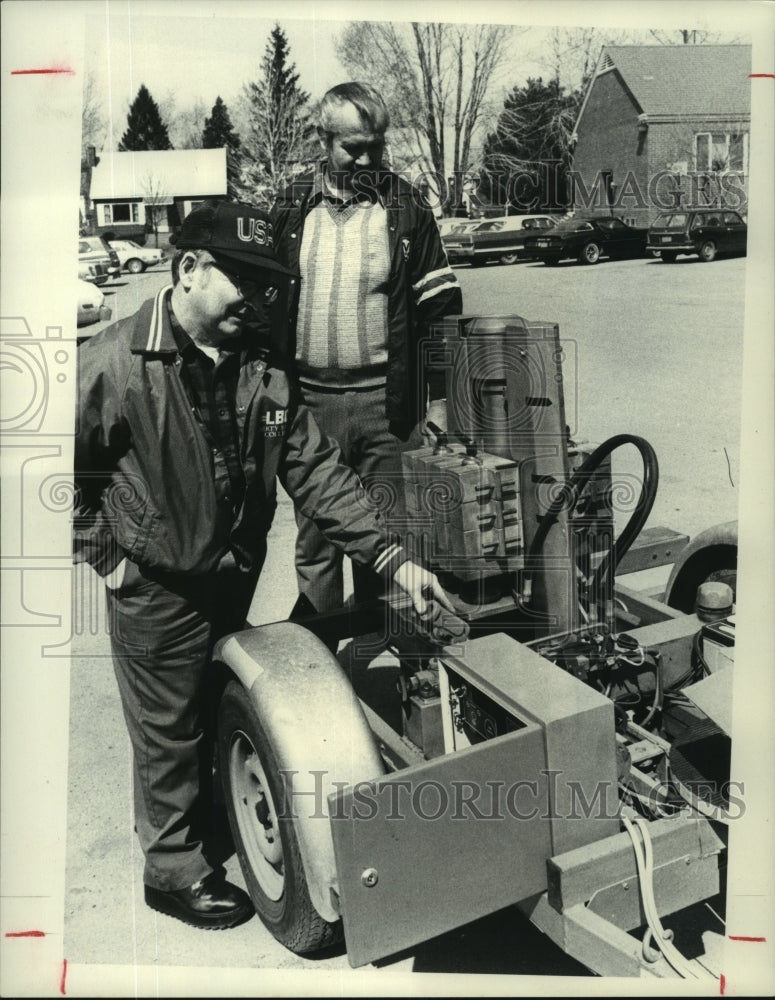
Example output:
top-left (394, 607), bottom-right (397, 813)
top-left (101, 202), bottom-right (140, 225)
top-left (695, 132), bottom-right (748, 173)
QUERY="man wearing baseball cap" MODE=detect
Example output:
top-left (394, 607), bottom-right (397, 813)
top-left (74, 201), bottom-right (452, 930)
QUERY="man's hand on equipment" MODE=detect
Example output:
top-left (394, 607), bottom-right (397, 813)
top-left (393, 560), bottom-right (455, 618)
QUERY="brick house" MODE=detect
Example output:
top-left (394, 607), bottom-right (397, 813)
top-left (571, 45), bottom-right (751, 226)
top-left (87, 148), bottom-right (227, 244)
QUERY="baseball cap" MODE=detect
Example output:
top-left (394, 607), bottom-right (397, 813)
top-left (170, 201), bottom-right (296, 279)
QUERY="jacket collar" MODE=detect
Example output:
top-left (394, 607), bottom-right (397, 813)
top-left (292, 162), bottom-right (399, 211)
top-left (130, 284), bottom-right (178, 354)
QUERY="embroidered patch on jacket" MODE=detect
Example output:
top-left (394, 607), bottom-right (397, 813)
top-left (261, 408), bottom-right (288, 437)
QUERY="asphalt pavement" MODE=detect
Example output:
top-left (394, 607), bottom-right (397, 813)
top-left (65, 252), bottom-right (747, 989)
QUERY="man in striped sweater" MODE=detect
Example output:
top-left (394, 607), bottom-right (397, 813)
top-left (272, 82), bottom-right (463, 615)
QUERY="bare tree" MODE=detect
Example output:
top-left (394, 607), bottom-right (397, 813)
top-left (82, 69), bottom-right (105, 154)
top-left (80, 70), bottom-right (105, 232)
top-left (158, 93), bottom-right (208, 149)
top-left (648, 28), bottom-right (744, 45)
top-left (141, 173), bottom-right (169, 248)
top-left (543, 27), bottom-right (634, 94)
top-left (336, 20), bottom-right (515, 213)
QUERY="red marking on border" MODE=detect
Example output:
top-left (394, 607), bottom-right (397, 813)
top-left (749, 73), bottom-right (775, 78)
top-left (720, 973), bottom-right (726, 995)
top-left (729, 934), bottom-right (767, 942)
top-left (11, 68), bottom-right (75, 76)
top-left (5, 929), bottom-right (45, 937)
top-left (60, 958), bottom-right (67, 995)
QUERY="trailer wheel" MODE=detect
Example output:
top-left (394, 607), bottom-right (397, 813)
top-left (664, 544), bottom-right (737, 614)
top-left (499, 251), bottom-right (519, 265)
top-left (217, 680), bottom-right (343, 953)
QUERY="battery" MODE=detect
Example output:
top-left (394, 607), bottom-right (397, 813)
top-left (701, 615), bottom-right (735, 673)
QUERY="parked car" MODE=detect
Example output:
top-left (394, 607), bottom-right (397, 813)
top-left (646, 209), bottom-right (747, 263)
top-left (523, 216), bottom-right (649, 266)
top-left (79, 235), bottom-right (121, 282)
top-left (436, 218), bottom-right (478, 238)
top-left (108, 239), bottom-right (168, 274)
top-left (443, 215), bottom-right (559, 266)
top-left (78, 260), bottom-right (108, 287)
top-left (77, 278), bottom-right (112, 328)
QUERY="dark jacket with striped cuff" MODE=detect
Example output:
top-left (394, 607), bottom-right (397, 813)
top-left (73, 285), bottom-right (409, 584)
top-left (271, 167), bottom-right (463, 426)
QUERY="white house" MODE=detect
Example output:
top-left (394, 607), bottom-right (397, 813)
top-left (88, 148), bottom-right (228, 243)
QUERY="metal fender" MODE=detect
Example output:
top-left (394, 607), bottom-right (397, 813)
top-left (212, 621), bottom-right (386, 924)
top-left (664, 520), bottom-right (738, 612)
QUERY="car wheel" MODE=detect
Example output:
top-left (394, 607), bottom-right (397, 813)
top-left (217, 680), bottom-right (343, 954)
top-left (698, 241), bottom-right (717, 263)
top-left (579, 242), bottom-right (601, 265)
top-left (498, 252), bottom-right (519, 266)
top-left (126, 258), bottom-right (145, 274)
top-left (661, 252), bottom-right (678, 263)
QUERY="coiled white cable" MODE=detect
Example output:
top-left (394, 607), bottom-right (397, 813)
top-left (622, 815), bottom-right (712, 979)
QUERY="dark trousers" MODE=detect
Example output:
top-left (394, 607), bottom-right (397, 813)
top-left (105, 559), bottom-right (258, 891)
top-left (294, 385), bottom-right (420, 613)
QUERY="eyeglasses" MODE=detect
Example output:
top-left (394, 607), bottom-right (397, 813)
top-left (206, 259), bottom-right (279, 305)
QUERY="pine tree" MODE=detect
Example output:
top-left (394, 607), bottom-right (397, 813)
top-left (202, 97), bottom-right (242, 199)
top-left (240, 24), bottom-right (314, 206)
top-left (479, 78), bottom-right (580, 213)
top-left (119, 84), bottom-right (173, 151)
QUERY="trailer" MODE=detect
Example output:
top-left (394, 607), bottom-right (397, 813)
top-left (212, 314), bottom-right (737, 978)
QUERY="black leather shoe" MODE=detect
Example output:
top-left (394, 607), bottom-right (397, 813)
top-left (145, 872), bottom-right (254, 929)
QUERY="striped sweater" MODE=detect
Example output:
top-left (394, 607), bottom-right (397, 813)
top-left (295, 199), bottom-right (391, 388)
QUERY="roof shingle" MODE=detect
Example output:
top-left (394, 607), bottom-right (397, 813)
top-left (602, 45), bottom-right (751, 118)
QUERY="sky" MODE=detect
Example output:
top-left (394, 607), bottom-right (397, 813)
top-left (1, 2), bottom-right (773, 997)
top-left (84, 4), bottom-right (551, 149)
top-left (82, 0), bottom-right (751, 156)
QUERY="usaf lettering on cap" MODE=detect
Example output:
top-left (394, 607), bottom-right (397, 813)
top-left (237, 217), bottom-right (274, 248)
top-left (261, 408), bottom-right (288, 437)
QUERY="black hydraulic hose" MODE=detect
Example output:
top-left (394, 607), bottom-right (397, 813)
top-left (519, 434), bottom-right (659, 613)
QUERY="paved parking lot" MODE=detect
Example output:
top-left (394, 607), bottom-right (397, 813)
top-left (66, 251), bottom-right (747, 985)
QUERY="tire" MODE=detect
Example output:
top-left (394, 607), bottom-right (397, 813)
top-left (498, 252), bottom-right (519, 266)
top-left (217, 680), bottom-right (342, 954)
top-left (698, 240), bottom-right (717, 263)
top-left (661, 252), bottom-right (678, 263)
top-left (579, 242), bottom-right (601, 265)
top-left (126, 258), bottom-right (146, 274)
top-left (665, 545), bottom-right (737, 614)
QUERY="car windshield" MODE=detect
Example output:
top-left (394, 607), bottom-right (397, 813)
top-left (472, 221), bottom-right (504, 232)
top-left (653, 214), bottom-right (689, 229)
